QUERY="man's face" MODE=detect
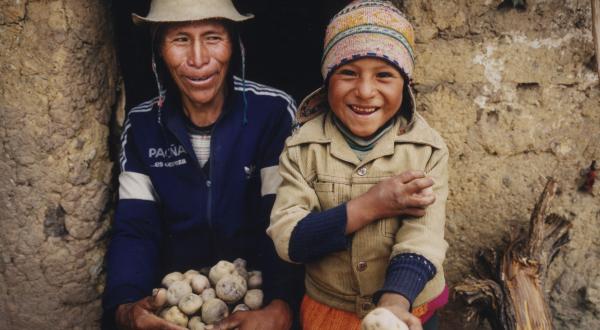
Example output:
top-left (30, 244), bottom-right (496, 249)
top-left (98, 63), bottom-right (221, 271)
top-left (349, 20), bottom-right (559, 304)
top-left (161, 20), bottom-right (233, 110)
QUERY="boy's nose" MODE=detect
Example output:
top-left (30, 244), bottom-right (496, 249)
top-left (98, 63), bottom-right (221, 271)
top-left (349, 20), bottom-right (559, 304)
top-left (355, 78), bottom-right (376, 99)
top-left (188, 42), bottom-right (210, 68)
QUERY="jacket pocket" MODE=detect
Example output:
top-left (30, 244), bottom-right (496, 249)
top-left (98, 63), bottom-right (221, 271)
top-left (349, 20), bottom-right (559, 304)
top-left (313, 181), bottom-right (338, 210)
top-left (313, 182), bottom-right (334, 192)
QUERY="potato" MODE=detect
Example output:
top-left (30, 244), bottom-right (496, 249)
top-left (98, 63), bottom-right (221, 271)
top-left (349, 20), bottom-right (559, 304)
top-left (199, 266), bottom-right (210, 276)
top-left (209, 261), bottom-right (236, 285)
top-left (201, 298), bottom-right (229, 324)
top-left (188, 316), bottom-right (207, 330)
top-left (183, 269), bottom-right (200, 282)
top-left (178, 293), bottom-right (203, 316)
top-left (361, 307), bottom-right (409, 330)
top-left (190, 274), bottom-right (211, 294)
top-left (216, 274), bottom-right (247, 304)
top-left (152, 288), bottom-right (168, 307)
top-left (233, 258), bottom-right (247, 270)
top-left (243, 289), bottom-right (263, 310)
top-left (201, 288), bottom-right (216, 301)
top-left (232, 303), bottom-right (250, 313)
top-left (161, 306), bottom-right (189, 327)
top-left (162, 272), bottom-right (184, 288)
top-left (235, 266), bottom-right (249, 280)
top-left (167, 280), bottom-right (193, 306)
top-left (247, 271), bottom-right (262, 289)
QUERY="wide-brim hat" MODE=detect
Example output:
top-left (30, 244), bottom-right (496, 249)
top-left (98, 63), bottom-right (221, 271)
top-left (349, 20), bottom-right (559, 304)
top-left (132, 0), bottom-right (254, 25)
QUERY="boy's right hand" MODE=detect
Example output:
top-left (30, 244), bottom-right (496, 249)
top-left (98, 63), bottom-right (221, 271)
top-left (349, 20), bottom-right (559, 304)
top-left (346, 170), bottom-right (435, 234)
top-left (377, 293), bottom-right (423, 330)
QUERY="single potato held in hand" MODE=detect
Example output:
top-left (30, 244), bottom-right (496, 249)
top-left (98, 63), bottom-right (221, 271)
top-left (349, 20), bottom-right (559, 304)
top-left (361, 307), bottom-right (410, 330)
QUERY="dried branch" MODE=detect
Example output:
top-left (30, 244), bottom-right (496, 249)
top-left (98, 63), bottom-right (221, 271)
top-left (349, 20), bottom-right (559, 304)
top-left (456, 178), bottom-right (572, 330)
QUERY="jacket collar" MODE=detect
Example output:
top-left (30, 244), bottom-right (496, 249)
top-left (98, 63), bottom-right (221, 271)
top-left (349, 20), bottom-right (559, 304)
top-left (163, 93), bottom-right (201, 166)
top-left (287, 111), bottom-right (445, 166)
top-left (160, 88), bottom-right (241, 166)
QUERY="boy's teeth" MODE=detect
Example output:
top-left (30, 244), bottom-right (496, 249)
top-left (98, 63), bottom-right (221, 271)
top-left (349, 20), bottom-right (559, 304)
top-left (350, 105), bottom-right (377, 113)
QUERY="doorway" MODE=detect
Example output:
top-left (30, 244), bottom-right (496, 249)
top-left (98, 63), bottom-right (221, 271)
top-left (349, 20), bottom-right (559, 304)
top-left (111, 1), bottom-right (351, 109)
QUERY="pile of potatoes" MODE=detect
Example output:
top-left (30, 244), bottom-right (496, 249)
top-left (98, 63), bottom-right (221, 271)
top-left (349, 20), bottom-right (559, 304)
top-left (153, 258), bottom-right (263, 330)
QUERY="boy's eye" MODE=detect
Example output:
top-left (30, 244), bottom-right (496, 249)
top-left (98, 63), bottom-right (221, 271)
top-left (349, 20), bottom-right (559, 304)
top-left (338, 69), bottom-right (357, 76)
top-left (376, 71), bottom-right (395, 78)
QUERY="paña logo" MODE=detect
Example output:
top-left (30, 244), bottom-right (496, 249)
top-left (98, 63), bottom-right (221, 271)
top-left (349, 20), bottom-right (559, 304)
top-left (148, 144), bottom-right (186, 159)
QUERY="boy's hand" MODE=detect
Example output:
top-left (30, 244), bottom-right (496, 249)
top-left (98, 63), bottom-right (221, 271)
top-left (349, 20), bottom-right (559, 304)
top-left (377, 293), bottom-right (423, 330)
top-left (346, 170), bottom-right (435, 233)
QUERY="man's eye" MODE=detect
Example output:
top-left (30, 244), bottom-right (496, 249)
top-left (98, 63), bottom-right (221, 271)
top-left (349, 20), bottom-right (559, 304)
top-left (206, 35), bottom-right (223, 42)
top-left (173, 36), bottom-right (188, 43)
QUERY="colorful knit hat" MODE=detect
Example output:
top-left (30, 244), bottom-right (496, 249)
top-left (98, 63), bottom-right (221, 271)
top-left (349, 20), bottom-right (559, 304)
top-left (298, 0), bottom-right (417, 124)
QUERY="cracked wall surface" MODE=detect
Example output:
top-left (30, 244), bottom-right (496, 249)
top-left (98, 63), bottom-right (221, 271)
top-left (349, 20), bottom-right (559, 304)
top-left (393, 0), bottom-right (600, 329)
top-left (0, 0), bottom-right (116, 328)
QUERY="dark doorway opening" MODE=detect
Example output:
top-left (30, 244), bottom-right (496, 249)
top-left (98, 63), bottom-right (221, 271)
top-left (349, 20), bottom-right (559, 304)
top-left (111, 1), bottom-right (351, 110)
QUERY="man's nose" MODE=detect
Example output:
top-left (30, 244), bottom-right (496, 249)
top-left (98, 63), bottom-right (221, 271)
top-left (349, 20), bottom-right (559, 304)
top-left (188, 41), bottom-right (209, 67)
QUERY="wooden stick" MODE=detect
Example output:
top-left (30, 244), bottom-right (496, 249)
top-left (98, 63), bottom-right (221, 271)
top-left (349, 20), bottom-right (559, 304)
top-left (526, 179), bottom-right (557, 261)
top-left (455, 178), bottom-right (572, 330)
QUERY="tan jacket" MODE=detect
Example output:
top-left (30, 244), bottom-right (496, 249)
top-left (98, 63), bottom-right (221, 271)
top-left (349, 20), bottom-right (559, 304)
top-left (267, 111), bottom-right (449, 317)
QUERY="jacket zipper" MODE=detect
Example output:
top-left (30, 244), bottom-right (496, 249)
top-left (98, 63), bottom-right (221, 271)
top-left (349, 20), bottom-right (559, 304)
top-left (206, 115), bottom-right (222, 231)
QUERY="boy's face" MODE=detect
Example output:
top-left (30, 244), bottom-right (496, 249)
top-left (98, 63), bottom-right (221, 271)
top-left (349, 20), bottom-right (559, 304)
top-left (327, 57), bottom-right (405, 138)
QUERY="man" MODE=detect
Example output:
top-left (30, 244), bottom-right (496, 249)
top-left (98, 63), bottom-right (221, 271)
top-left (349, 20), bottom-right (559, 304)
top-left (102, 1), bottom-right (302, 329)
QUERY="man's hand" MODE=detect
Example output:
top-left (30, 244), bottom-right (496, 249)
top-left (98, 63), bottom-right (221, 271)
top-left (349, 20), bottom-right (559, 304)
top-left (115, 293), bottom-right (187, 330)
top-left (377, 293), bottom-right (422, 330)
top-left (211, 299), bottom-right (292, 330)
top-left (346, 170), bottom-right (435, 234)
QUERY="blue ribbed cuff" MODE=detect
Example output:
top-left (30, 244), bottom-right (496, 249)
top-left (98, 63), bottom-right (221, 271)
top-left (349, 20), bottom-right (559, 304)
top-left (288, 204), bottom-right (348, 263)
top-left (373, 253), bottom-right (437, 306)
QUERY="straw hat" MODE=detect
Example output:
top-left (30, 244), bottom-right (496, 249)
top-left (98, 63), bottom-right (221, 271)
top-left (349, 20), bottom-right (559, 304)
top-left (132, 0), bottom-right (254, 25)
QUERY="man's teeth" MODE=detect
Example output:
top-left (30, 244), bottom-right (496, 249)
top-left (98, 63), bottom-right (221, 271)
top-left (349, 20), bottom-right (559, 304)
top-left (189, 76), bottom-right (209, 81)
top-left (350, 105), bottom-right (377, 113)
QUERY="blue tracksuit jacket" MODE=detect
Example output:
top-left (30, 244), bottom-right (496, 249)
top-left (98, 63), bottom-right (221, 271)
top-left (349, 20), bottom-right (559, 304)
top-left (102, 76), bottom-right (302, 327)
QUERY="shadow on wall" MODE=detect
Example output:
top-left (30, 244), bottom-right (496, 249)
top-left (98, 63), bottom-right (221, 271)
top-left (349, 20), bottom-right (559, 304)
top-left (111, 0), bottom-right (351, 109)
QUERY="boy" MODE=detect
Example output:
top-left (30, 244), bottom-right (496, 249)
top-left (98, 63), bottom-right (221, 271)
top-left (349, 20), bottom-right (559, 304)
top-left (268, 1), bottom-right (449, 329)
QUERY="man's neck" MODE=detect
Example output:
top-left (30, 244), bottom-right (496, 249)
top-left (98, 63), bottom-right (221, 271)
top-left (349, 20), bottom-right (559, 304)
top-left (182, 90), bottom-right (226, 127)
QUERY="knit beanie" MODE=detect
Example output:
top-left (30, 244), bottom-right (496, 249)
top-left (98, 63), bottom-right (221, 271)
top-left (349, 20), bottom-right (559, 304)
top-left (298, 0), bottom-right (417, 124)
top-left (322, 0), bottom-right (415, 81)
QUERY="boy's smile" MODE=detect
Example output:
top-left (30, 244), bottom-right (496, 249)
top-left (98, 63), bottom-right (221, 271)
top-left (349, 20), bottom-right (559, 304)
top-left (348, 105), bottom-right (379, 115)
top-left (328, 57), bottom-right (405, 138)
